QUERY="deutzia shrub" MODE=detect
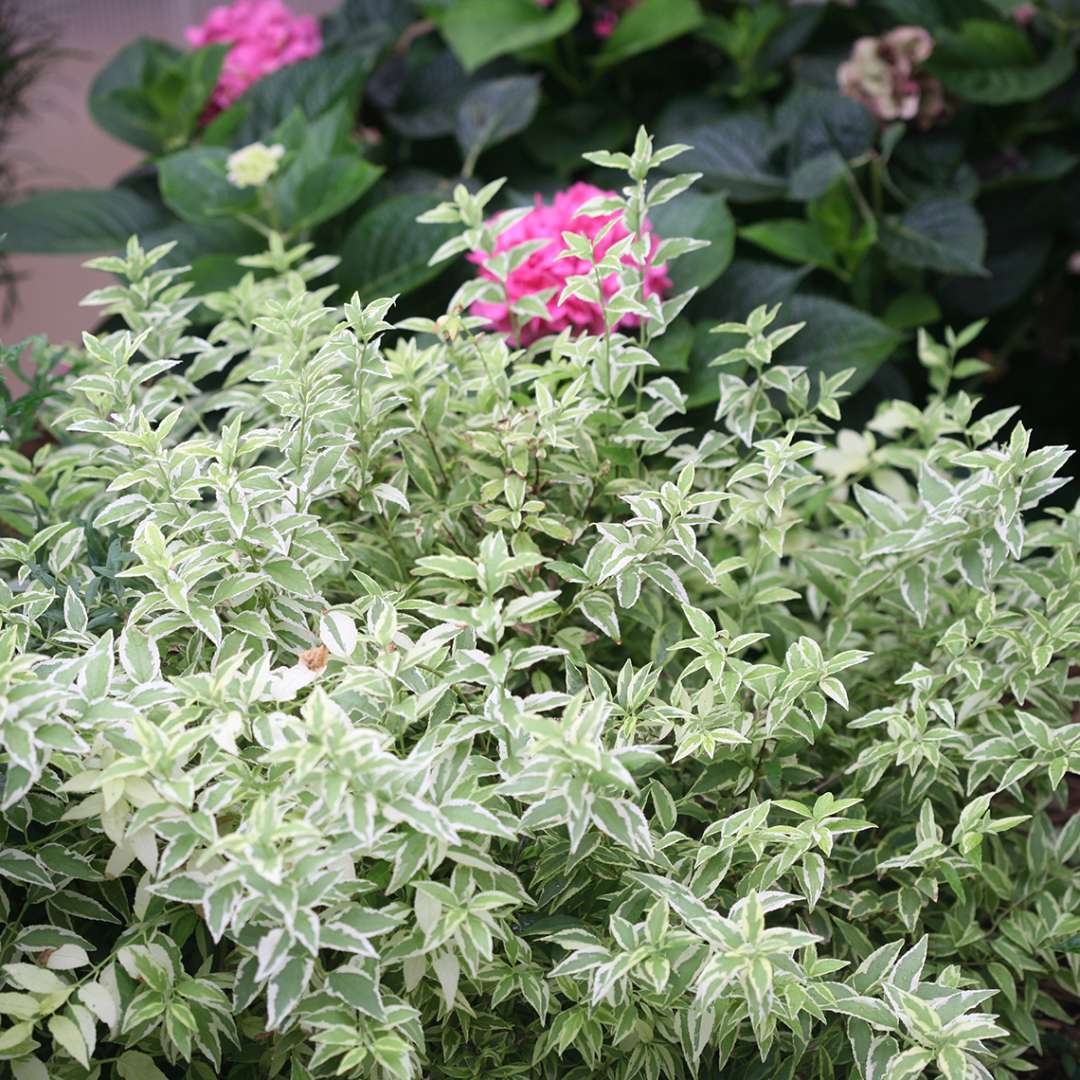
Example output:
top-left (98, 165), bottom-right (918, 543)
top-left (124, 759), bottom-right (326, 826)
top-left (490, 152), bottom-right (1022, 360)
top-left (0, 130), bottom-right (1078, 1080)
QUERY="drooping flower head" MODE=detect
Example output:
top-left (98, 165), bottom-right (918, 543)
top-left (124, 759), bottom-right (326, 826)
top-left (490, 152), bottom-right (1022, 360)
top-left (469, 182), bottom-right (672, 347)
top-left (838, 26), bottom-right (945, 129)
top-left (186, 0), bottom-right (322, 116)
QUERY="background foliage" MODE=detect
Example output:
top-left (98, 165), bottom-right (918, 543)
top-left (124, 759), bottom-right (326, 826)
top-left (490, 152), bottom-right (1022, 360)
top-left (0, 0), bottom-right (1078, 470)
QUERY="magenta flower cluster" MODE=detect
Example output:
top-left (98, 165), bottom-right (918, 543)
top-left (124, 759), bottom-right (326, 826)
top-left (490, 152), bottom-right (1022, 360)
top-left (469, 182), bottom-right (671, 347)
top-left (186, 0), bottom-right (322, 116)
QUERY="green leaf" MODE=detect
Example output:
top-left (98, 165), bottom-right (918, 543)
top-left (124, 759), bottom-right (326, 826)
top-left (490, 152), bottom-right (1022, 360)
top-left (0, 851), bottom-right (51, 888)
top-left (202, 50), bottom-right (370, 147)
top-left (594, 0), bottom-right (705, 70)
top-left (928, 22), bottom-right (1075, 104)
top-left (651, 317), bottom-right (694, 373)
top-left (649, 191), bottom-right (735, 292)
top-left (882, 291), bottom-right (941, 331)
top-left (385, 45), bottom-right (473, 140)
top-left (0, 189), bottom-right (171, 253)
top-left (775, 85), bottom-right (876, 174)
top-left (591, 797), bottom-right (653, 857)
top-left (656, 104), bottom-right (785, 202)
top-left (880, 198), bottom-right (988, 277)
top-left (456, 75), bottom-right (541, 174)
top-left (828, 995), bottom-right (898, 1030)
top-left (264, 105), bottom-right (383, 232)
top-left (338, 194), bottom-right (461, 302)
top-left (739, 219), bottom-right (840, 275)
top-left (326, 967), bottom-right (386, 1021)
top-left (267, 956), bottom-right (312, 1030)
top-left (436, 0), bottom-right (581, 72)
top-left (48, 1015), bottom-right (89, 1068)
top-left (89, 39), bottom-right (226, 154)
top-left (525, 103), bottom-right (634, 175)
top-left (322, 0), bottom-right (413, 59)
top-left (264, 559), bottom-right (315, 596)
top-left (580, 591), bottom-right (620, 641)
top-left (782, 294), bottom-right (901, 391)
top-left (277, 152), bottom-right (383, 233)
top-left (117, 1050), bottom-right (169, 1080)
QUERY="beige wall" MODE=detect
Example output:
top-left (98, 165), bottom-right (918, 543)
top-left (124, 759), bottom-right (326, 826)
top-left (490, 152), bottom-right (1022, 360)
top-left (3, 0), bottom-right (336, 346)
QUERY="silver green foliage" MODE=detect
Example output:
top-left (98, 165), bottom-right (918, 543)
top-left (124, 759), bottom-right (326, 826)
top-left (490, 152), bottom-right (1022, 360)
top-left (0, 129), bottom-right (1078, 1079)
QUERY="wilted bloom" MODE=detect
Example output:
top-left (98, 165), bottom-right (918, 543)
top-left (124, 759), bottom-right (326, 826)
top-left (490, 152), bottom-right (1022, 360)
top-left (226, 141), bottom-right (285, 187)
top-left (469, 181), bottom-right (671, 346)
top-left (1013, 3), bottom-right (1038, 25)
top-left (186, 0), bottom-right (322, 115)
top-left (838, 26), bottom-right (946, 128)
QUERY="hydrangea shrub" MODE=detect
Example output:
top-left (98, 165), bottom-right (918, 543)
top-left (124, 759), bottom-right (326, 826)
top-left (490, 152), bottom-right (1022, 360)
top-left (186, 0), bottom-right (322, 115)
top-left (465, 180), bottom-right (671, 345)
top-left (0, 132), bottom-right (1078, 1079)
top-left (3, 0), bottom-right (1079, 474)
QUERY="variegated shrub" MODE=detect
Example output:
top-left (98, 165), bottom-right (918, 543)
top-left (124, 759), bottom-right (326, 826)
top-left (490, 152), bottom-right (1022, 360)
top-left (0, 132), bottom-right (1078, 1080)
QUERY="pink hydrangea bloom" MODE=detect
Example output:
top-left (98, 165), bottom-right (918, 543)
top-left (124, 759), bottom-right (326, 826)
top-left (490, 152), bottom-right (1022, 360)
top-left (186, 0), bottom-right (322, 116)
top-left (469, 182), bottom-right (672, 347)
top-left (1013, 3), bottom-right (1038, 25)
top-left (838, 26), bottom-right (945, 129)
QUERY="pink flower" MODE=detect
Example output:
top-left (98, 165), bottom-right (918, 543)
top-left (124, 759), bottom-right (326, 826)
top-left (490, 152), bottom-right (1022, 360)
top-left (469, 182), bottom-right (672, 347)
top-left (186, 0), bottom-right (322, 116)
top-left (838, 26), bottom-right (946, 129)
top-left (1013, 3), bottom-right (1038, 25)
top-left (588, 0), bottom-right (638, 38)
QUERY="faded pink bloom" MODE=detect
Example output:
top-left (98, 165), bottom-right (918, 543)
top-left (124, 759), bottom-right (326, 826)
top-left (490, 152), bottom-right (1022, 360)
top-left (1013, 3), bottom-right (1038, 24)
top-left (838, 26), bottom-right (946, 129)
top-left (469, 182), bottom-right (672, 346)
top-left (186, 0), bottom-right (322, 116)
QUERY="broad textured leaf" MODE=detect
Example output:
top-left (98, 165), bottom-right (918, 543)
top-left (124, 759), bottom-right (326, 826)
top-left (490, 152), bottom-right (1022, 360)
top-left (202, 50), bottom-right (370, 146)
top-left (594, 0), bottom-right (705, 69)
top-left (158, 148), bottom-right (260, 225)
top-left (89, 39), bottom-right (225, 153)
top-left (656, 103), bottom-right (785, 202)
top-left (0, 189), bottom-right (170, 253)
top-left (783, 294), bottom-right (901, 390)
top-left (928, 22), bottom-right (1075, 104)
top-left (456, 75), bottom-right (541, 169)
top-left (880, 199), bottom-right (988, 277)
top-left (649, 191), bottom-right (735, 292)
top-left (436, 0), bottom-right (581, 72)
top-left (337, 194), bottom-right (457, 301)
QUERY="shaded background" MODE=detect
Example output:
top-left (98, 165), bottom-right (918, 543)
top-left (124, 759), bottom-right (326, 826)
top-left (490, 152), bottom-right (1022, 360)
top-left (2, 0), bottom-right (335, 345)
top-left (2, 0), bottom-right (1076, 502)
